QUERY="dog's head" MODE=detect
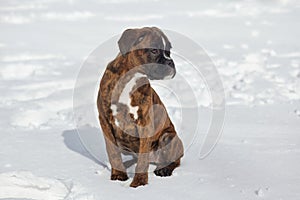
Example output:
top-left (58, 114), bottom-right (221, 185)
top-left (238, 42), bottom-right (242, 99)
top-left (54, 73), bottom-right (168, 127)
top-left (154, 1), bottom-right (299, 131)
top-left (118, 27), bottom-right (175, 80)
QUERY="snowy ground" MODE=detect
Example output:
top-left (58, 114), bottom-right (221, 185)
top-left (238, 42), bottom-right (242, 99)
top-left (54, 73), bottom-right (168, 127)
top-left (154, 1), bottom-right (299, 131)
top-left (0, 0), bottom-right (300, 199)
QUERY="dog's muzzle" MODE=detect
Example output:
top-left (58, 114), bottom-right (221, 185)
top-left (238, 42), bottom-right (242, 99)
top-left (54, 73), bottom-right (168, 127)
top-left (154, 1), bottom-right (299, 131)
top-left (162, 59), bottom-right (176, 80)
top-left (145, 60), bottom-right (176, 80)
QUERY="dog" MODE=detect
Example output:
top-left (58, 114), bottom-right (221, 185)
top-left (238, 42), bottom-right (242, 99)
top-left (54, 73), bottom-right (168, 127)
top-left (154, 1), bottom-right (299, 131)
top-left (97, 27), bottom-right (184, 188)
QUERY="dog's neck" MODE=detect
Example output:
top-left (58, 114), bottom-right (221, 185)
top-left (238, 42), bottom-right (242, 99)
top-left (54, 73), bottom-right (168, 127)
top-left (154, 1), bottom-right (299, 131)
top-left (108, 62), bottom-right (149, 103)
top-left (112, 53), bottom-right (144, 74)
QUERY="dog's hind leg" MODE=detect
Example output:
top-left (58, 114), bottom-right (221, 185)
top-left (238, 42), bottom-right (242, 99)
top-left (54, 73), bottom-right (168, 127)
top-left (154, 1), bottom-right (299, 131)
top-left (154, 132), bottom-right (184, 177)
top-left (154, 159), bottom-right (181, 177)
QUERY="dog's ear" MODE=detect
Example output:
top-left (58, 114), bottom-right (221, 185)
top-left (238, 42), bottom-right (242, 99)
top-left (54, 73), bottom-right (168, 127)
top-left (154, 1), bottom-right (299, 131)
top-left (118, 29), bottom-right (138, 56)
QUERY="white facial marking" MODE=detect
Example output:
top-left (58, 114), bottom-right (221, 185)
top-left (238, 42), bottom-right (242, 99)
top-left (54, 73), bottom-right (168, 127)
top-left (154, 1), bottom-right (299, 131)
top-left (161, 36), bottom-right (166, 50)
top-left (119, 73), bottom-right (146, 120)
top-left (161, 36), bottom-right (171, 60)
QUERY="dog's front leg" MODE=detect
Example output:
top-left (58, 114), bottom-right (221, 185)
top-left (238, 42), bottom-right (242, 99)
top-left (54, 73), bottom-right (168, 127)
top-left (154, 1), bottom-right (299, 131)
top-left (130, 124), bottom-right (151, 187)
top-left (104, 137), bottom-right (128, 181)
top-left (130, 138), bottom-right (150, 187)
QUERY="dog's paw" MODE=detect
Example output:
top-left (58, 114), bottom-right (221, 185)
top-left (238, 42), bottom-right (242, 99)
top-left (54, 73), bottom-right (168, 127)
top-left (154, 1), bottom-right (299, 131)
top-left (154, 167), bottom-right (173, 177)
top-left (111, 169), bottom-right (129, 181)
top-left (111, 173), bottom-right (129, 181)
top-left (130, 173), bottom-right (148, 188)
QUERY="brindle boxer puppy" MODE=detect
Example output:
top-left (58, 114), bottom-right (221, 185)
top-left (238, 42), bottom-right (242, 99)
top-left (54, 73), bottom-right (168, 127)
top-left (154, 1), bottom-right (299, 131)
top-left (97, 27), bottom-right (184, 188)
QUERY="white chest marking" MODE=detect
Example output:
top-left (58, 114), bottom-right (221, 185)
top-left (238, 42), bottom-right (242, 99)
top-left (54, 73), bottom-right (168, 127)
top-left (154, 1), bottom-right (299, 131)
top-left (111, 104), bottom-right (117, 116)
top-left (110, 104), bottom-right (120, 126)
top-left (111, 73), bottom-right (146, 122)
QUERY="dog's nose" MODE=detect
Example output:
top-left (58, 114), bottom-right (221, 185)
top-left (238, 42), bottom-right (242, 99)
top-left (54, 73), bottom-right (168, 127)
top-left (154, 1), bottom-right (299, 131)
top-left (165, 59), bottom-right (175, 68)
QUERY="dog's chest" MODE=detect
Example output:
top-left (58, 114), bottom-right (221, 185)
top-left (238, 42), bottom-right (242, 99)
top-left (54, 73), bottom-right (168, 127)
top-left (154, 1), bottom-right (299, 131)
top-left (110, 73), bottom-right (148, 128)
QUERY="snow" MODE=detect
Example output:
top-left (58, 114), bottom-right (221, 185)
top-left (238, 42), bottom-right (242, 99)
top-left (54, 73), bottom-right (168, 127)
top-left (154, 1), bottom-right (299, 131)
top-left (0, 171), bottom-right (68, 199)
top-left (0, 0), bottom-right (299, 199)
top-left (255, 188), bottom-right (265, 197)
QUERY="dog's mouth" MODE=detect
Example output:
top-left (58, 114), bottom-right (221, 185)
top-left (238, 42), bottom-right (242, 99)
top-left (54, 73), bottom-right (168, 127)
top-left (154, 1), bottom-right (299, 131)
top-left (143, 63), bottom-right (176, 80)
top-left (147, 67), bottom-right (176, 80)
top-left (163, 69), bottom-right (176, 80)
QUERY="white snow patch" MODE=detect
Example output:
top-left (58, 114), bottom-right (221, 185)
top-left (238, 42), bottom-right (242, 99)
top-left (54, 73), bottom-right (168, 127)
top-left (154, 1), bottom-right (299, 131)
top-left (4, 164), bottom-right (12, 168)
top-left (267, 64), bottom-right (280, 69)
top-left (0, 171), bottom-right (94, 200)
top-left (0, 54), bottom-right (65, 62)
top-left (261, 49), bottom-right (277, 56)
top-left (251, 30), bottom-right (260, 37)
top-left (186, 9), bottom-right (235, 18)
top-left (261, 20), bottom-right (273, 26)
top-left (223, 44), bottom-right (235, 49)
top-left (0, 11), bottom-right (95, 24)
top-left (184, 1), bottom-right (292, 19)
top-left (94, 0), bottom-right (157, 3)
top-left (245, 21), bottom-right (252, 26)
top-left (0, 4), bottom-right (47, 11)
top-left (10, 95), bottom-right (73, 129)
top-left (240, 53), bottom-right (265, 72)
top-left (294, 109), bottom-right (300, 117)
top-left (10, 109), bottom-right (54, 129)
top-left (64, 181), bottom-right (95, 200)
top-left (291, 60), bottom-right (299, 68)
top-left (0, 14), bottom-right (33, 24)
top-left (267, 40), bottom-right (273, 45)
top-left (255, 187), bottom-right (269, 197)
top-left (279, 52), bottom-right (300, 58)
top-left (255, 188), bottom-right (264, 197)
top-left (104, 14), bottom-right (163, 21)
top-left (0, 64), bottom-right (40, 80)
top-left (0, 171), bottom-right (68, 199)
top-left (42, 11), bottom-right (95, 21)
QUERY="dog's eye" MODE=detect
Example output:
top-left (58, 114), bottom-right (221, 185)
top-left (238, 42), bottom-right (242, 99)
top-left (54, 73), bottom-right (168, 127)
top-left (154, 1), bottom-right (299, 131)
top-left (150, 49), bottom-right (159, 55)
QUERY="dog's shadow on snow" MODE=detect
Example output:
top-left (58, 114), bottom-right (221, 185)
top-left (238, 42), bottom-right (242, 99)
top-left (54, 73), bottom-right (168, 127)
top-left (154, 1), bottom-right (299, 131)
top-left (62, 126), bottom-right (108, 168)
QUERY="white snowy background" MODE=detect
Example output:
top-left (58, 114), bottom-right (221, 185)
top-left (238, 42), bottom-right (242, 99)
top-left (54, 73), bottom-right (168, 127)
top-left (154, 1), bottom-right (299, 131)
top-left (0, 0), bottom-right (300, 199)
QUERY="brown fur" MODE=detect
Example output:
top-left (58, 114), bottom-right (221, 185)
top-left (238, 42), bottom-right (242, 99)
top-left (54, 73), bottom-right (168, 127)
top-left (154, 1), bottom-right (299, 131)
top-left (97, 27), bottom-right (184, 187)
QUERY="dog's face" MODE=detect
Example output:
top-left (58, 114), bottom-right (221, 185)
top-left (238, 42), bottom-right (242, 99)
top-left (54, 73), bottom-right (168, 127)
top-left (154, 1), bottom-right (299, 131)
top-left (118, 27), bottom-right (176, 80)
